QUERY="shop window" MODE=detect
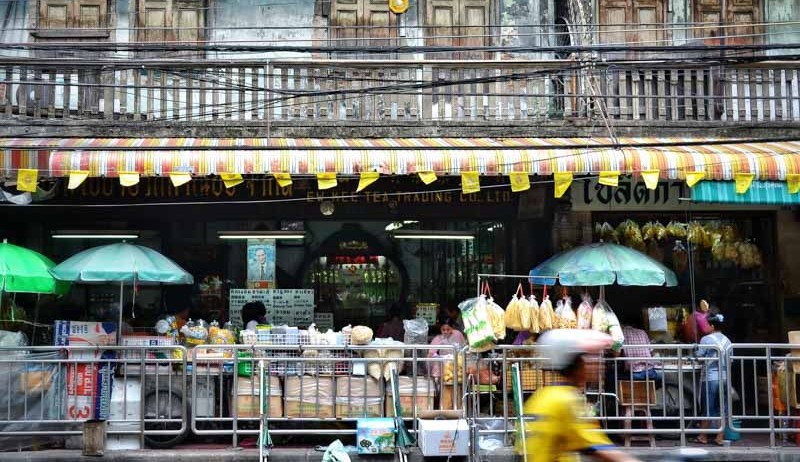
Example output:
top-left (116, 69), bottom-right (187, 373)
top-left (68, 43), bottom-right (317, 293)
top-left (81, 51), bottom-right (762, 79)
top-left (136, 0), bottom-right (206, 57)
top-left (35, 0), bottom-right (109, 38)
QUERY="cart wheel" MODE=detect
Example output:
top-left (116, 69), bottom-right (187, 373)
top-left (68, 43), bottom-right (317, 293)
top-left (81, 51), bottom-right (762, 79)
top-left (143, 387), bottom-right (189, 449)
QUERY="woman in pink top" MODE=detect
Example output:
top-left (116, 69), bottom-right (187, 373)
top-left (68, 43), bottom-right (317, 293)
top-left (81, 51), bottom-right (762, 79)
top-left (429, 318), bottom-right (466, 378)
top-left (682, 299), bottom-right (713, 342)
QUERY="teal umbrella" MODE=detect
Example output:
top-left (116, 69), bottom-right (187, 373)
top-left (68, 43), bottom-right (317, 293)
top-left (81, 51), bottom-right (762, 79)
top-left (390, 369), bottom-right (415, 460)
top-left (50, 242), bottom-right (193, 285)
top-left (529, 242), bottom-right (678, 287)
top-left (0, 239), bottom-right (70, 295)
top-left (50, 242), bottom-right (193, 337)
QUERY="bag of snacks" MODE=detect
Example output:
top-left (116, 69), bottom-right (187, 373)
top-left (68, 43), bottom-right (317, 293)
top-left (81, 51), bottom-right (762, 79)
top-left (577, 294), bottom-right (593, 329)
top-left (527, 295), bottom-right (540, 334)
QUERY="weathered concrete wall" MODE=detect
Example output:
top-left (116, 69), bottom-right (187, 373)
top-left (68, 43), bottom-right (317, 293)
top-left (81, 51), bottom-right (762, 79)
top-left (0, 0), bottom-right (30, 57)
top-left (766, 0), bottom-right (800, 57)
top-left (211, 0), bottom-right (316, 60)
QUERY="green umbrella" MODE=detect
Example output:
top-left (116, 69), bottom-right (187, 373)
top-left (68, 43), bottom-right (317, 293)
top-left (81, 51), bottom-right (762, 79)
top-left (529, 242), bottom-right (678, 287)
top-left (390, 369), bottom-right (415, 455)
top-left (0, 239), bottom-right (69, 295)
top-left (50, 242), bottom-right (193, 338)
top-left (511, 363), bottom-right (528, 462)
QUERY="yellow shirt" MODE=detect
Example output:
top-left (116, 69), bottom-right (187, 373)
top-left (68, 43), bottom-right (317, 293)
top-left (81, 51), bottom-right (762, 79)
top-left (516, 385), bottom-right (614, 462)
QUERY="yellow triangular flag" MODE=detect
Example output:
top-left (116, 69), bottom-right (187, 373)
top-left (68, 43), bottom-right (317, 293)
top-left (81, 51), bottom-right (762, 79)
top-left (119, 171), bottom-right (140, 187)
top-left (461, 171), bottom-right (480, 195)
top-left (598, 171), bottom-right (620, 187)
top-left (641, 170), bottom-right (659, 190)
top-left (554, 172), bottom-right (573, 198)
top-left (16, 169), bottom-right (38, 193)
top-left (418, 171), bottom-right (437, 185)
top-left (169, 172), bottom-right (192, 188)
top-left (220, 172), bottom-right (243, 189)
top-left (787, 174), bottom-right (800, 194)
top-left (274, 172), bottom-right (292, 188)
top-left (317, 172), bottom-right (337, 190)
top-left (735, 172), bottom-right (755, 194)
top-left (356, 172), bottom-right (380, 193)
top-left (68, 170), bottom-right (89, 190)
top-left (509, 172), bottom-right (530, 193)
top-left (686, 171), bottom-right (705, 188)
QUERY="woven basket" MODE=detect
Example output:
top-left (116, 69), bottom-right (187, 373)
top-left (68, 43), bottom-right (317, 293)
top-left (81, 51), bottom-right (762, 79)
top-left (505, 361), bottom-right (558, 391)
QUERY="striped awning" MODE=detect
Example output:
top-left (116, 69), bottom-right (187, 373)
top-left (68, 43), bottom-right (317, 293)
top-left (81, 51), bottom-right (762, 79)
top-left (693, 181), bottom-right (800, 204)
top-left (1, 137), bottom-right (800, 180)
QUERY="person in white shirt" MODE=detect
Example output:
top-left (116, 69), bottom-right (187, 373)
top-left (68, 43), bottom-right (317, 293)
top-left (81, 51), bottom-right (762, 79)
top-left (695, 313), bottom-right (732, 446)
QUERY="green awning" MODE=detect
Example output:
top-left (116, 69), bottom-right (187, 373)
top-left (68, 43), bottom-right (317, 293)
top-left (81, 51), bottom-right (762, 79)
top-left (692, 181), bottom-right (800, 205)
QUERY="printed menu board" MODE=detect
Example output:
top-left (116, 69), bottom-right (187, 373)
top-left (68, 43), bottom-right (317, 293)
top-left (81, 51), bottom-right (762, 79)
top-left (229, 289), bottom-right (315, 328)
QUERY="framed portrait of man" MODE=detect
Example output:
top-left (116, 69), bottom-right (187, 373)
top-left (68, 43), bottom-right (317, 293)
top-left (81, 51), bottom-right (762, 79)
top-left (246, 239), bottom-right (276, 288)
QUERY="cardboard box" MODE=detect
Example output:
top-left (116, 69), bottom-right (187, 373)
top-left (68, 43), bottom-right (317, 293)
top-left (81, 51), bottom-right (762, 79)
top-left (231, 376), bottom-right (283, 418)
top-left (356, 418), bottom-right (396, 454)
top-left (65, 351), bottom-right (116, 421)
top-left (385, 376), bottom-right (434, 417)
top-left (55, 321), bottom-right (117, 347)
top-left (418, 419), bottom-right (469, 457)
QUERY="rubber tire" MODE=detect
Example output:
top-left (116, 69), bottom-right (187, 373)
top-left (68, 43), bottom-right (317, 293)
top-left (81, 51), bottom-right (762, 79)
top-left (143, 387), bottom-right (189, 449)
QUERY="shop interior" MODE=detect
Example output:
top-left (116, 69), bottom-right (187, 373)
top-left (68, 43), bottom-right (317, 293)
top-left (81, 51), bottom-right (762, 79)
top-left (7, 219), bottom-right (511, 340)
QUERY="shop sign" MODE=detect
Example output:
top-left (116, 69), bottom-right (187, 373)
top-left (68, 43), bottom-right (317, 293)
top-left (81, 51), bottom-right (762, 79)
top-left (58, 177), bottom-right (515, 206)
top-left (571, 177), bottom-right (689, 211)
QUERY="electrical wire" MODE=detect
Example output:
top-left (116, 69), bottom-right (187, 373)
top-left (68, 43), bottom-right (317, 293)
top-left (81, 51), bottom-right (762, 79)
top-left (1, 41), bottom-right (799, 54)
top-left (1, 52), bottom-right (790, 125)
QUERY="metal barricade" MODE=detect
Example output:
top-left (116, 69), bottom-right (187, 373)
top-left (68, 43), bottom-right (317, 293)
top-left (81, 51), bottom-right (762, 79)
top-left (465, 343), bottom-right (725, 447)
top-left (189, 343), bottom-right (460, 446)
top-left (727, 343), bottom-right (800, 446)
top-left (0, 344), bottom-right (188, 448)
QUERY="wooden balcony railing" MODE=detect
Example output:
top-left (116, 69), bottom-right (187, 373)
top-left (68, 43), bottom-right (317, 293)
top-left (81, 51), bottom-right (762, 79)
top-left (0, 60), bottom-right (798, 125)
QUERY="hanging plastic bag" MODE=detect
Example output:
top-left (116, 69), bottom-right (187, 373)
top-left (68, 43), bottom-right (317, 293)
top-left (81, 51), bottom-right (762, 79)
top-left (519, 295), bottom-right (533, 332)
top-left (403, 318), bottom-right (429, 345)
top-left (459, 296), bottom-right (496, 352)
top-left (555, 296), bottom-right (577, 329)
top-left (322, 439), bottom-right (352, 462)
top-left (603, 302), bottom-right (625, 352)
top-left (591, 300), bottom-right (608, 332)
top-left (577, 294), bottom-right (593, 329)
top-left (527, 295), bottom-right (540, 334)
top-left (486, 297), bottom-right (506, 341)
top-left (538, 294), bottom-right (555, 331)
top-left (504, 293), bottom-right (522, 331)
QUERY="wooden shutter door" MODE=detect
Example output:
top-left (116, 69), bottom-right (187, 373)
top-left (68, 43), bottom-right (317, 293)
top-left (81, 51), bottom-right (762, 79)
top-left (729, 0), bottom-right (762, 46)
top-left (40, 0), bottom-right (70, 29)
top-left (598, 0), bottom-right (628, 45)
top-left (460, 0), bottom-right (490, 58)
top-left (75, 0), bottom-right (105, 29)
top-left (426, 0), bottom-right (458, 48)
top-left (331, 0), bottom-right (361, 48)
top-left (364, 0), bottom-right (397, 47)
top-left (695, 0), bottom-right (761, 45)
top-left (175, 0), bottom-right (204, 43)
top-left (139, 0), bottom-right (171, 42)
top-left (631, 0), bottom-right (663, 45)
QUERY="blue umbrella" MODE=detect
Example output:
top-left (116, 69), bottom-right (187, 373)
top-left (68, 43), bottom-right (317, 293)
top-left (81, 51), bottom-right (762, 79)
top-left (530, 242), bottom-right (678, 287)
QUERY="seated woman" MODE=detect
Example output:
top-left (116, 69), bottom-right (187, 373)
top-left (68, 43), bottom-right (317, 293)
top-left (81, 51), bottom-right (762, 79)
top-left (428, 318), bottom-right (466, 381)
